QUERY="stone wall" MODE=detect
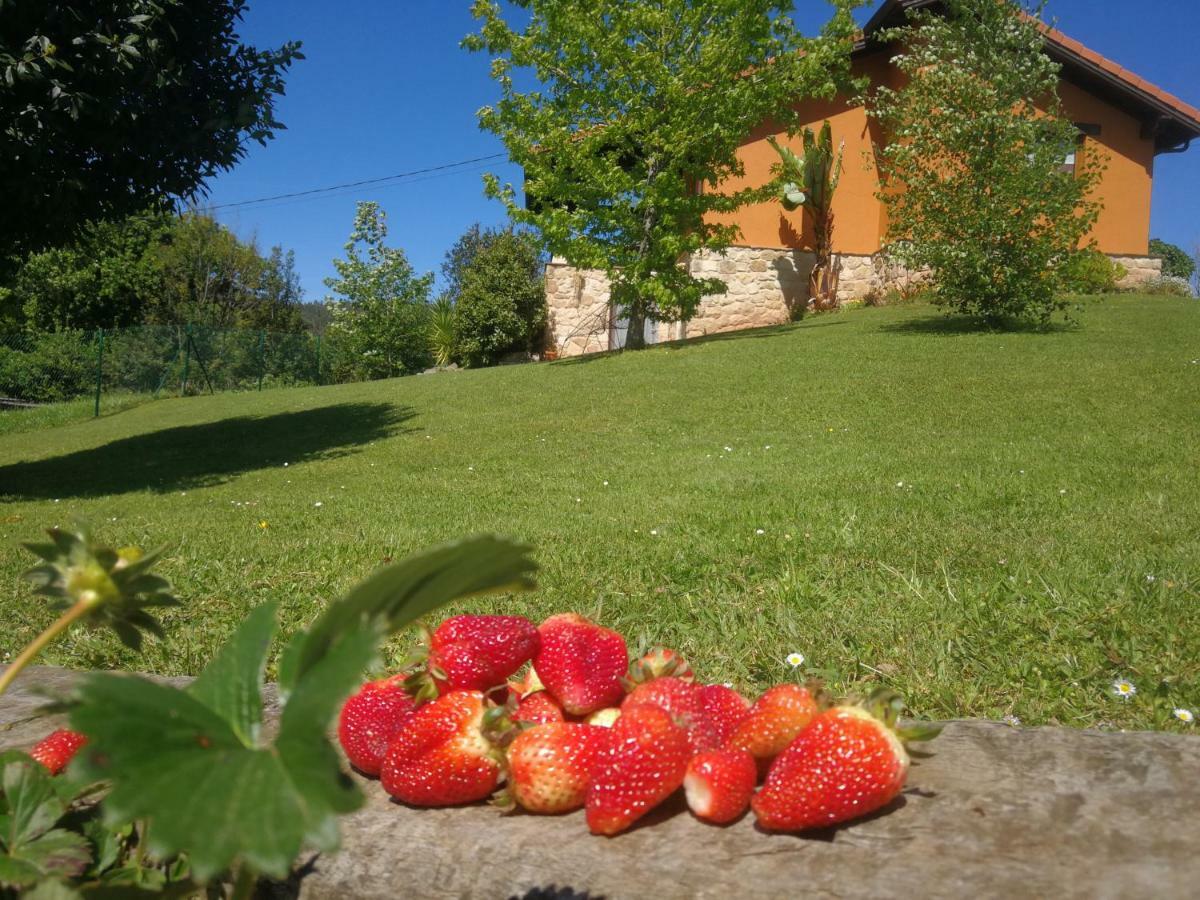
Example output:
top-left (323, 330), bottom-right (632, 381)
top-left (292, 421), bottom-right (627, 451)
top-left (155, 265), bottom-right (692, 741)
top-left (544, 249), bottom-right (1168, 357)
top-left (1111, 254), bottom-right (1164, 286)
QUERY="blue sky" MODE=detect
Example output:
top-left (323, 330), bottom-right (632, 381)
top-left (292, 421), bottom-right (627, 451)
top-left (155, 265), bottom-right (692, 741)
top-left (206, 1), bottom-right (1200, 301)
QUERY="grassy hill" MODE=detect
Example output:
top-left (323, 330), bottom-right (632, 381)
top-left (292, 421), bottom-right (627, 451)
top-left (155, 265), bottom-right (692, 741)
top-left (1, 296), bottom-right (1197, 730)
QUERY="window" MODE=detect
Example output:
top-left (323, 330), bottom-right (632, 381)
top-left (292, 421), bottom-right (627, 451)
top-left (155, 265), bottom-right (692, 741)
top-left (1065, 123), bottom-right (1101, 176)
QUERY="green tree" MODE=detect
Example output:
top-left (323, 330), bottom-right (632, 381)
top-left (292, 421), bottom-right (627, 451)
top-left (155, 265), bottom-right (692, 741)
top-left (6, 212), bottom-right (171, 330)
top-left (0, 0), bottom-right (301, 256)
top-left (324, 202), bottom-right (434, 380)
top-left (464, 0), bottom-right (861, 348)
top-left (869, 0), bottom-right (1103, 324)
top-left (149, 211), bottom-right (303, 330)
top-left (449, 226), bottom-right (547, 367)
top-left (1149, 238), bottom-right (1195, 282)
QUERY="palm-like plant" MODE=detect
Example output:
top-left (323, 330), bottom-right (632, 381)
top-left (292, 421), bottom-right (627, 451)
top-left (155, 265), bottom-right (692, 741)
top-left (429, 296), bottom-right (457, 367)
top-left (768, 121), bottom-right (845, 309)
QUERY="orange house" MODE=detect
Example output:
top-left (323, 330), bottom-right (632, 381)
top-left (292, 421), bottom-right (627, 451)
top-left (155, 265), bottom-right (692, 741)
top-left (544, 0), bottom-right (1200, 356)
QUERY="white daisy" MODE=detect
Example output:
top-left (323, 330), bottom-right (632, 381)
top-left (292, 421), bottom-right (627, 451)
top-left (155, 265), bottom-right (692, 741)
top-left (786, 652), bottom-right (805, 668)
top-left (1002, 714), bottom-right (1021, 727)
top-left (313, 501), bottom-right (323, 508)
top-left (755, 528), bottom-right (765, 535)
top-left (1173, 708), bottom-right (1194, 724)
top-left (1111, 678), bottom-right (1136, 700)
top-left (723, 446), bottom-right (733, 452)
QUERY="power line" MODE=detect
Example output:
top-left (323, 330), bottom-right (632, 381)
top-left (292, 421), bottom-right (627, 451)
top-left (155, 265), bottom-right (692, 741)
top-left (208, 153), bottom-right (509, 211)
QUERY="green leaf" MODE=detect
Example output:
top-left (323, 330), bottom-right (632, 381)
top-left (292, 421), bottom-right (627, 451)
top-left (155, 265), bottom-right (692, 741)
top-left (68, 629), bottom-right (376, 882)
top-left (277, 534), bottom-right (535, 697)
top-left (0, 753), bottom-right (91, 888)
top-left (188, 603), bottom-right (277, 745)
top-left (23, 879), bottom-right (83, 900)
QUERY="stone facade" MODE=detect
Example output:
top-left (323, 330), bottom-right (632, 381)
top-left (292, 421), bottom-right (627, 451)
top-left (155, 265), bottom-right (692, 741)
top-left (544, 248), bottom-right (1165, 357)
top-left (1111, 254), bottom-right (1164, 286)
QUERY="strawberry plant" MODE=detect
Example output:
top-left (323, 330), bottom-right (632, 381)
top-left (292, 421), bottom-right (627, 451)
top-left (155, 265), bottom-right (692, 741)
top-left (1, 525), bottom-right (535, 897)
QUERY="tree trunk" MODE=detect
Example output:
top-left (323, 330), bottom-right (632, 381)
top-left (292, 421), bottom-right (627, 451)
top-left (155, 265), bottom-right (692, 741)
top-left (624, 303), bottom-right (646, 350)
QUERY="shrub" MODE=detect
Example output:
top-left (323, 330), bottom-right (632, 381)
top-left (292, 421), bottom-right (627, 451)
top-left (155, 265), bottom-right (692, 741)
top-left (429, 296), bottom-right (458, 368)
top-left (452, 229), bottom-right (547, 368)
top-left (1149, 238), bottom-right (1195, 281)
top-left (869, 0), bottom-right (1103, 325)
top-left (1133, 277), bottom-right (1194, 298)
top-left (0, 331), bottom-right (94, 402)
top-left (1057, 249), bottom-right (1124, 295)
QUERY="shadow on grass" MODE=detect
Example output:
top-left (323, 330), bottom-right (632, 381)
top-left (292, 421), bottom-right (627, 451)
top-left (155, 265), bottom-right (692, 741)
top-left (879, 312), bottom-right (1078, 337)
top-left (0, 402), bottom-right (414, 500)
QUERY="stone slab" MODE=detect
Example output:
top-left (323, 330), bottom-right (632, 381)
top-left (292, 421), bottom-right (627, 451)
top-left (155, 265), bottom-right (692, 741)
top-left (3, 667), bottom-right (1197, 899)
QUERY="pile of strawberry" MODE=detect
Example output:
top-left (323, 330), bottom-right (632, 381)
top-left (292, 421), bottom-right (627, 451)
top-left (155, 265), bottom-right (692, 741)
top-left (338, 613), bottom-right (940, 835)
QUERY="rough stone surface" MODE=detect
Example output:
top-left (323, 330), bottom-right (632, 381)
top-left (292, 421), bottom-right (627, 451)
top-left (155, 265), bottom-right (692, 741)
top-left (544, 249), bottom-right (1169, 358)
top-left (4, 666), bottom-right (1197, 899)
top-left (1112, 254), bottom-right (1163, 287)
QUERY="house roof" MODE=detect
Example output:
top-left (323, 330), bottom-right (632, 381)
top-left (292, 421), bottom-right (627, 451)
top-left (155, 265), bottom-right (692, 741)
top-left (860, 0), bottom-right (1200, 153)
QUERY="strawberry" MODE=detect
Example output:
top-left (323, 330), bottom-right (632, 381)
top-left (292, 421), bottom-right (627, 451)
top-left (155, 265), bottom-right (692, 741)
top-left (752, 690), bottom-right (941, 832)
top-left (697, 684), bottom-right (752, 749)
top-left (29, 729), bottom-right (87, 775)
top-left (417, 615), bottom-right (539, 695)
top-left (381, 690), bottom-right (501, 807)
top-left (513, 691), bottom-right (566, 725)
top-left (624, 646), bottom-right (694, 686)
top-left (532, 613), bottom-right (628, 716)
top-left (684, 749), bottom-right (757, 824)
top-left (503, 722), bottom-right (607, 814)
top-left (622, 676), bottom-right (708, 751)
top-left (337, 673), bottom-right (419, 776)
top-left (725, 683), bottom-right (818, 765)
top-left (586, 705), bottom-right (691, 835)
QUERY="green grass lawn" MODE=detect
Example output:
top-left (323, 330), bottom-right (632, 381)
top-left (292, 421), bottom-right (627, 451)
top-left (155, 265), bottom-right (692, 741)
top-left (1, 295), bottom-right (1197, 731)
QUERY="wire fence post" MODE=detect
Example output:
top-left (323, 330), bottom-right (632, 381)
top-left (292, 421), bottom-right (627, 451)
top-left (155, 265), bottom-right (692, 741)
top-left (93, 328), bottom-right (105, 418)
top-left (257, 329), bottom-right (266, 392)
top-left (181, 325), bottom-right (192, 395)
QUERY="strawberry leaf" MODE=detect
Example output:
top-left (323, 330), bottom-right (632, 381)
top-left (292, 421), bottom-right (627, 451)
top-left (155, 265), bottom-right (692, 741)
top-left (187, 602), bottom-right (277, 745)
top-left (277, 534), bottom-right (536, 698)
top-left (68, 623), bottom-right (375, 882)
top-left (0, 752), bottom-right (92, 888)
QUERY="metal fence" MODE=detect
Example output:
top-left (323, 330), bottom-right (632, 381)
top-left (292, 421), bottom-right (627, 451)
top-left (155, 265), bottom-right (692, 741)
top-left (0, 325), bottom-right (339, 416)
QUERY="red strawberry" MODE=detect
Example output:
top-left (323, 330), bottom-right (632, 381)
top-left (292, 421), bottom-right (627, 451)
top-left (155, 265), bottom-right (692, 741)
top-left (425, 615), bottom-right (539, 693)
top-left (381, 691), bottom-right (501, 806)
top-left (725, 683), bottom-right (818, 765)
top-left (337, 673), bottom-right (419, 776)
top-left (697, 684), bottom-right (752, 748)
top-left (622, 677), bottom-right (709, 751)
top-left (586, 705), bottom-right (691, 835)
top-left (752, 691), bottom-right (941, 831)
top-left (513, 691), bottom-right (566, 725)
top-left (504, 722), bottom-right (607, 814)
top-left (29, 729), bottom-right (87, 775)
top-left (624, 646), bottom-right (694, 686)
top-left (532, 614), bottom-right (628, 716)
top-left (684, 749), bottom-right (757, 824)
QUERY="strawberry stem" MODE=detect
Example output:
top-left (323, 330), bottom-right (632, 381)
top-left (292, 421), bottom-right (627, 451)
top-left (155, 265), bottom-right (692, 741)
top-left (0, 597), bottom-right (93, 696)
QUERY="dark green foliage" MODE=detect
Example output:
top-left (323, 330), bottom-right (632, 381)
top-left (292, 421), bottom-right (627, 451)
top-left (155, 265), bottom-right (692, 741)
top-left (2, 211), bottom-right (306, 333)
top-left (1057, 248), bottom-right (1124, 295)
top-left (1149, 238), bottom-right (1195, 281)
top-left (6, 214), bottom-right (172, 331)
top-left (0, 331), bottom-right (94, 402)
top-left (0, 0), bottom-right (302, 255)
top-left (448, 227), bottom-right (546, 367)
top-left (0, 751), bottom-right (91, 889)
